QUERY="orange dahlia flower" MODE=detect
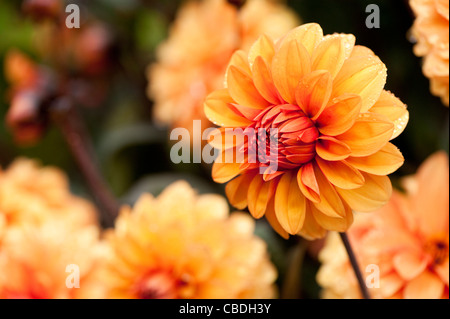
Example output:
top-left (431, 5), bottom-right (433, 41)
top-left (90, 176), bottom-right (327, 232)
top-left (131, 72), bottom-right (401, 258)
top-left (205, 23), bottom-right (409, 239)
top-left (0, 219), bottom-right (101, 299)
top-left (410, 0), bottom-right (449, 106)
top-left (148, 0), bottom-right (299, 134)
top-left (317, 152), bottom-right (449, 299)
top-left (91, 181), bottom-right (277, 299)
top-left (0, 159), bottom-right (101, 298)
top-left (0, 159), bottom-right (97, 230)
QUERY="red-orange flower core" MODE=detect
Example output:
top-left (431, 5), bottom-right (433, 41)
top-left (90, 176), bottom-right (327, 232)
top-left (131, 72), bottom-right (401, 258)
top-left (134, 270), bottom-right (181, 299)
top-left (425, 236), bottom-right (449, 267)
top-left (205, 23), bottom-right (409, 239)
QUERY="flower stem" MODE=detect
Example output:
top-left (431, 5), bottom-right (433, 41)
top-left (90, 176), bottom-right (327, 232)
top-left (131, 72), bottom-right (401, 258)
top-left (50, 97), bottom-right (119, 227)
top-left (227, 0), bottom-right (246, 9)
top-left (339, 232), bottom-right (371, 299)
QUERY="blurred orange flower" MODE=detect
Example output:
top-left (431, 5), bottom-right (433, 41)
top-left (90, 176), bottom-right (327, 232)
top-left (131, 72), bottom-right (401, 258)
top-left (318, 152), bottom-right (449, 299)
top-left (410, 0), bottom-right (449, 106)
top-left (91, 181), bottom-right (277, 299)
top-left (204, 23), bottom-right (409, 239)
top-left (148, 0), bottom-right (299, 135)
top-left (0, 159), bottom-right (101, 299)
top-left (0, 159), bottom-right (97, 229)
top-left (0, 220), bottom-right (101, 299)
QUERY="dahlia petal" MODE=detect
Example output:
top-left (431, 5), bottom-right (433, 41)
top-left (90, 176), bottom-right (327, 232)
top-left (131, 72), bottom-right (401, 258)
top-left (295, 70), bottom-right (333, 120)
top-left (252, 56), bottom-right (280, 104)
top-left (316, 158), bottom-right (365, 190)
top-left (272, 39), bottom-right (311, 104)
top-left (312, 34), bottom-right (355, 78)
top-left (228, 66), bottom-right (269, 109)
top-left (333, 54), bottom-right (387, 112)
top-left (377, 273), bottom-right (404, 299)
top-left (274, 171), bottom-right (307, 234)
top-left (247, 174), bottom-right (276, 219)
top-left (207, 127), bottom-right (227, 150)
top-left (316, 136), bottom-right (352, 161)
top-left (316, 93), bottom-right (362, 136)
top-left (249, 34), bottom-right (276, 66)
top-left (312, 163), bottom-right (346, 218)
top-left (286, 153), bottom-right (316, 164)
top-left (298, 207), bottom-right (327, 240)
top-left (263, 170), bottom-right (284, 182)
top-left (360, 228), bottom-right (417, 255)
top-left (310, 201), bottom-right (353, 232)
top-left (284, 144), bottom-right (316, 155)
top-left (207, 127), bottom-right (247, 150)
top-left (435, 0), bottom-right (450, 19)
top-left (336, 113), bottom-right (394, 157)
top-left (369, 90), bottom-right (409, 140)
top-left (279, 117), bottom-right (312, 133)
top-left (195, 194), bottom-right (229, 220)
top-left (435, 258), bottom-right (449, 286)
top-left (225, 172), bottom-right (255, 210)
top-left (204, 89), bottom-right (252, 127)
top-left (298, 127), bottom-right (320, 143)
top-left (228, 50), bottom-right (251, 76)
top-left (228, 103), bottom-right (262, 120)
top-left (393, 251), bottom-right (428, 281)
top-left (265, 199), bottom-right (289, 239)
top-left (403, 270), bottom-right (445, 299)
top-left (297, 162), bottom-right (320, 203)
top-left (337, 173), bottom-right (392, 212)
top-left (272, 111), bottom-right (300, 126)
top-left (350, 45), bottom-right (375, 58)
top-left (277, 23), bottom-right (324, 54)
top-left (411, 152), bottom-right (449, 237)
top-left (346, 143), bottom-right (404, 176)
top-left (212, 162), bottom-right (242, 184)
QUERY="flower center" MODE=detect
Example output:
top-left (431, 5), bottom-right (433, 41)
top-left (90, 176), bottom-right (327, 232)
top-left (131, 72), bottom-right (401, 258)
top-left (425, 236), bottom-right (449, 266)
top-left (134, 270), bottom-right (182, 299)
top-left (243, 104), bottom-right (319, 178)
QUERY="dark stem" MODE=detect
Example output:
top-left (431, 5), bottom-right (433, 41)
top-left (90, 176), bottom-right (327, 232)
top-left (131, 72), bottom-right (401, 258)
top-left (227, 0), bottom-right (246, 9)
top-left (339, 232), bottom-right (371, 299)
top-left (50, 97), bottom-right (119, 227)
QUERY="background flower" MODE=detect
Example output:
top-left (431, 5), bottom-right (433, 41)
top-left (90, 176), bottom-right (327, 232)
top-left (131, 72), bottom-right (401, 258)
top-left (205, 23), bottom-right (408, 239)
top-left (0, 158), bottom-right (97, 229)
top-left (317, 152), bottom-right (449, 299)
top-left (0, 158), bottom-right (101, 299)
top-left (148, 0), bottom-right (299, 137)
top-left (90, 181), bottom-right (277, 299)
top-left (409, 0), bottom-right (449, 106)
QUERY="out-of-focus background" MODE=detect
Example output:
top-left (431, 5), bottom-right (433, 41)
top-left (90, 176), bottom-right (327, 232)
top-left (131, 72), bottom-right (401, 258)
top-left (0, 0), bottom-right (448, 298)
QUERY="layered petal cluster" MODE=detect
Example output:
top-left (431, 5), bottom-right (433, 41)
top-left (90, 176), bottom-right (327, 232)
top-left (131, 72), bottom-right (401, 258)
top-left (0, 219), bottom-right (101, 299)
top-left (148, 0), bottom-right (299, 135)
top-left (205, 23), bottom-right (409, 239)
top-left (318, 152), bottom-right (449, 299)
top-left (90, 181), bottom-right (277, 299)
top-left (0, 159), bottom-right (97, 229)
top-left (0, 159), bottom-right (101, 298)
top-left (410, 0), bottom-right (449, 106)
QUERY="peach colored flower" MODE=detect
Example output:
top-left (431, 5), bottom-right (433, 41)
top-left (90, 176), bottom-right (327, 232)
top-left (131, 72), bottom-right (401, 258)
top-left (317, 152), bottom-right (449, 299)
top-left (410, 0), bottom-right (449, 106)
top-left (0, 220), bottom-right (101, 299)
top-left (0, 158), bottom-right (101, 299)
top-left (204, 23), bottom-right (409, 240)
top-left (0, 159), bottom-right (97, 230)
top-left (148, 0), bottom-right (299, 135)
top-left (91, 181), bottom-right (277, 299)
